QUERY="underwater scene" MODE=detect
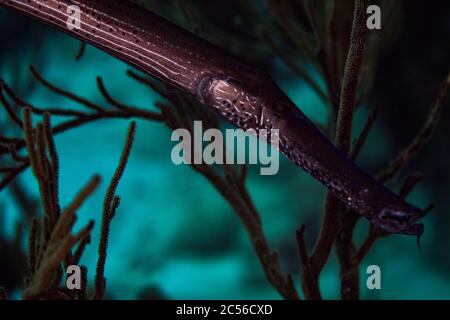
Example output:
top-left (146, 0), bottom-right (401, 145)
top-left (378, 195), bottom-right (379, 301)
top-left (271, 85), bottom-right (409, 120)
top-left (0, 0), bottom-right (449, 302)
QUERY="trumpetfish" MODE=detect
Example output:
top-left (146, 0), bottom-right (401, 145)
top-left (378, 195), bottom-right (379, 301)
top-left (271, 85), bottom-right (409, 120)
top-left (0, 0), bottom-right (425, 239)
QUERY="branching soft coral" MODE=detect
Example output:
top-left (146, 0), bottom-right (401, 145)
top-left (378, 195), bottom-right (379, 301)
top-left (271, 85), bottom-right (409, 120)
top-left (0, 108), bottom-right (136, 299)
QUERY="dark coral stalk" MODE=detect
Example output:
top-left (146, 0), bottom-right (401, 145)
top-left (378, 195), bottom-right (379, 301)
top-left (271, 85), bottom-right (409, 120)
top-left (94, 122), bottom-right (136, 300)
top-left (378, 72), bottom-right (450, 182)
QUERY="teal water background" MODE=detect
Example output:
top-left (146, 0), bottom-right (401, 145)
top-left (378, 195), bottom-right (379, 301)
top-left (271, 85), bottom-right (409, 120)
top-left (1, 5), bottom-right (450, 300)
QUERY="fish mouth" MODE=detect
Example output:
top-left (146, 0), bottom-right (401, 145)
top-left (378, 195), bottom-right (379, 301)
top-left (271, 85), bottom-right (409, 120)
top-left (400, 222), bottom-right (425, 249)
top-left (399, 222), bottom-right (424, 236)
top-left (374, 206), bottom-right (425, 248)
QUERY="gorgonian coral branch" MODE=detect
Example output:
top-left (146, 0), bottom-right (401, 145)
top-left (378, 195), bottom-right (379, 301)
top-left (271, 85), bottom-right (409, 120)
top-left (378, 72), bottom-right (450, 182)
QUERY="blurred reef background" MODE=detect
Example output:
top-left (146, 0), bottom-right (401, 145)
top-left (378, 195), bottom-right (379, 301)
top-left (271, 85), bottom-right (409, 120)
top-left (0, 0), bottom-right (450, 299)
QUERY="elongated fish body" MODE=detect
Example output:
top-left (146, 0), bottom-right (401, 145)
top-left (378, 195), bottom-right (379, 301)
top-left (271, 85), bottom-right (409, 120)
top-left (0, 0), bottom-right (424, 237)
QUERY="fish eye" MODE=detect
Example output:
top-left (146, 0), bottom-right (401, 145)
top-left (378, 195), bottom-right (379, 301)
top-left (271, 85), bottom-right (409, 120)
top-left (273, 101), bottom-right (290, 117)
top-left (379, 209), bottom-right (413, 225)
top-left (195, 76), bottom-right (214, 102)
